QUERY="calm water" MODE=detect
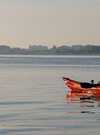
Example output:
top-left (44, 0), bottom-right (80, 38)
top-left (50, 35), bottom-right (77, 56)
top-left (0, 55), bottom-right (100, 135)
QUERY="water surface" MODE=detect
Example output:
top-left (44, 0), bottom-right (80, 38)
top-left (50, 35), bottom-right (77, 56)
top-left (0, 55), bottom-right (99, 135)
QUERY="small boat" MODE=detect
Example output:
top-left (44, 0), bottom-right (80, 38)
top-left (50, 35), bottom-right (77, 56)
top-left (63, 77), bottom-right (100, 97)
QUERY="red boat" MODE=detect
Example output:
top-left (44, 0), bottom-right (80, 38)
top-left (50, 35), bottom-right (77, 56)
top-left (63, 77), bottom-right (100, 97)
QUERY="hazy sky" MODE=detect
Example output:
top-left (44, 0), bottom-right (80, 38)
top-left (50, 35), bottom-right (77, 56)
top-left (0, 0), bottom-right (100, 47)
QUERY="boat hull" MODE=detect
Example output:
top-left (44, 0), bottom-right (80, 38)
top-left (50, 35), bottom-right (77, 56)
top-left (63, 77), bottom-right (100, 97)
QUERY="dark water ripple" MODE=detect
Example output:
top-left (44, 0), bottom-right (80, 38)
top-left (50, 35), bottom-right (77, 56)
top-left (0, 55), bottom-right (100, 66)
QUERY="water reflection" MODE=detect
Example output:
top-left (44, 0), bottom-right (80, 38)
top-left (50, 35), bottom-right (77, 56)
top-left (80, 99), bottom-right (96, 114)
top-left (65, 92), bottom-right (100, 114)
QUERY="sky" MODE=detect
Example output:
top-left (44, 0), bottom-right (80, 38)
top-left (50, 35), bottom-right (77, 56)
top-left (0, 0), bottom-right (100, 48)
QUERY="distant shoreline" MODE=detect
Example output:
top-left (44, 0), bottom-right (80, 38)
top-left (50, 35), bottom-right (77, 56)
top-left (0, 44), bottom-right (100, 55)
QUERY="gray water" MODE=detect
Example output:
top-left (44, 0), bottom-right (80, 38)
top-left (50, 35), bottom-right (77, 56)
top-left (0, 55), bottom-right (100, 135)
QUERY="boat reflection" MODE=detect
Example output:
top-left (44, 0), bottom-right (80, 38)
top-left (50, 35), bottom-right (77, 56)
top-left (65, 92), bottom-right (100, 114)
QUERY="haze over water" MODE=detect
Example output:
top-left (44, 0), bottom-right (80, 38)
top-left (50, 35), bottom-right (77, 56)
top-left (0, 55), bottom-right (100, 135)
